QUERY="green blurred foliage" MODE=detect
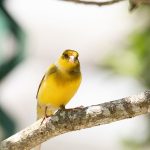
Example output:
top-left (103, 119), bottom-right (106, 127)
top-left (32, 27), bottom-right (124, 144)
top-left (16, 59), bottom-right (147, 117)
top-left (0, 1), bottom-right (25, 140)
top-left (101, 25), bottom-right (150, 88)
top-left (132, 26), bottom-right (150, 88)
top-left (0, 5), bottom-right (25, 80)
top-left (100, 8), bottom-right (150, 150)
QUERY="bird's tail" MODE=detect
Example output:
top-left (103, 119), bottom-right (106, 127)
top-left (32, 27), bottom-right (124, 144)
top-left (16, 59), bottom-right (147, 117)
top-left (32, 114), bottom-right (42, 150)
top-left (33, 104), bottom-right (57, 150)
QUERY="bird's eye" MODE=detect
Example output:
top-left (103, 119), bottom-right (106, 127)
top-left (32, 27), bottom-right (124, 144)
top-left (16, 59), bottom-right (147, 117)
top-left (63, 53), bottom-right (69, 59)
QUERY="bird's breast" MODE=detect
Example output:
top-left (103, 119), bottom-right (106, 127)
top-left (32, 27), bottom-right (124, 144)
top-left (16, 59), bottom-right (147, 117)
top-left (38, 71), bottom-right (81, 108)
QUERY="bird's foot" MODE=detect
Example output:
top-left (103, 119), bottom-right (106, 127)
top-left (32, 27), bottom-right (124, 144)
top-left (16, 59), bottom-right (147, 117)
top-left (40, 106), bottom-right (51, 125)
top-left (58, 105), bottom-right (75, 130)
top-left (40, 114), bottom-right (50, 125)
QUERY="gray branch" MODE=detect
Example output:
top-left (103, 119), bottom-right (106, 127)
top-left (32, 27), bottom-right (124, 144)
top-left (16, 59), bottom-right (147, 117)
top-left (62, 0), bottom-right (126, 6)
top-left (1, 91), bottom-right (150, 150)
top-left (61, 0), bottom-right (150, 10)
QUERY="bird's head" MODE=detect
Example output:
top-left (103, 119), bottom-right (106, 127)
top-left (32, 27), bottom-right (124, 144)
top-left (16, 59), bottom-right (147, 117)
top-left (58, 49), bottom-right (80, 72)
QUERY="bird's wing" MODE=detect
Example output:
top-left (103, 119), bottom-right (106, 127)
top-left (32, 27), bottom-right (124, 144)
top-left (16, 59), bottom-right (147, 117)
top-left (36, 64), bottom-right (57, 99)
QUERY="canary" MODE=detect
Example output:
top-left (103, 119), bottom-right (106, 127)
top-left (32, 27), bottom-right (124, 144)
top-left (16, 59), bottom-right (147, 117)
top-left (35, 50), bottom-right (82, 150)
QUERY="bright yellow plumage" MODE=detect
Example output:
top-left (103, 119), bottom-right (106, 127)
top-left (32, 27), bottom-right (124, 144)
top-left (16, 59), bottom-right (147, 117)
top-left (36, 50), bottom-right (82, 119)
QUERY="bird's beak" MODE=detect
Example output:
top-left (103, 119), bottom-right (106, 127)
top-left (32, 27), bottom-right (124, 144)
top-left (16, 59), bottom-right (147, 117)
top-left (69, 55), bottom-right (75, 63)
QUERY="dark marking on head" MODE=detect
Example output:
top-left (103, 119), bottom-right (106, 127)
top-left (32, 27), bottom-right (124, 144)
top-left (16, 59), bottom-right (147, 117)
top-left (62, 49), bottom-right (79, 60)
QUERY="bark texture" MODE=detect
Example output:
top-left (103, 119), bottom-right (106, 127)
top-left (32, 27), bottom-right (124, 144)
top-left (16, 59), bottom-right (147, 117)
top-left (1, 91), bottom-right (150, 150)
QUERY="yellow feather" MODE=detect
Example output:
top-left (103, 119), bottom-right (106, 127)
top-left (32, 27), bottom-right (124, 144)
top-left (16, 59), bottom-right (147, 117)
top-left (35, 50), bottom-right (81, 150)
top-left (37, 50), bottom-right (81, 119)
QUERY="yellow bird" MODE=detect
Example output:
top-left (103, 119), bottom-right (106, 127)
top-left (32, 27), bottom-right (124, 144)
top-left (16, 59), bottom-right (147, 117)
top-left (35, 50), bottom-right (82, 150)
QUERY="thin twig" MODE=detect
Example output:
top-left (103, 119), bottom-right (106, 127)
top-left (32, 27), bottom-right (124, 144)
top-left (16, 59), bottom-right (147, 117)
top-left (1, 91), bottom-right (150, 150)
top-left (61, 0), bottom-right (126, 6)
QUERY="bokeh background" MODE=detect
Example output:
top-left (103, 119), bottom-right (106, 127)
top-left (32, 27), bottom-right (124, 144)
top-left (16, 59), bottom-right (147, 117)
top-left (0, 0), bottom-right (150, 149)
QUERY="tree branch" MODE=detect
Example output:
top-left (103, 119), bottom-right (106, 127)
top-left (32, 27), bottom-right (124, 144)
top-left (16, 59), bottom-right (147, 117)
top-left (1, 91), bottom-right (150, 150)
top-left (62, 0), bottom-right (126, 6)
top-left (61, 0), bottom-right (150, 10)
